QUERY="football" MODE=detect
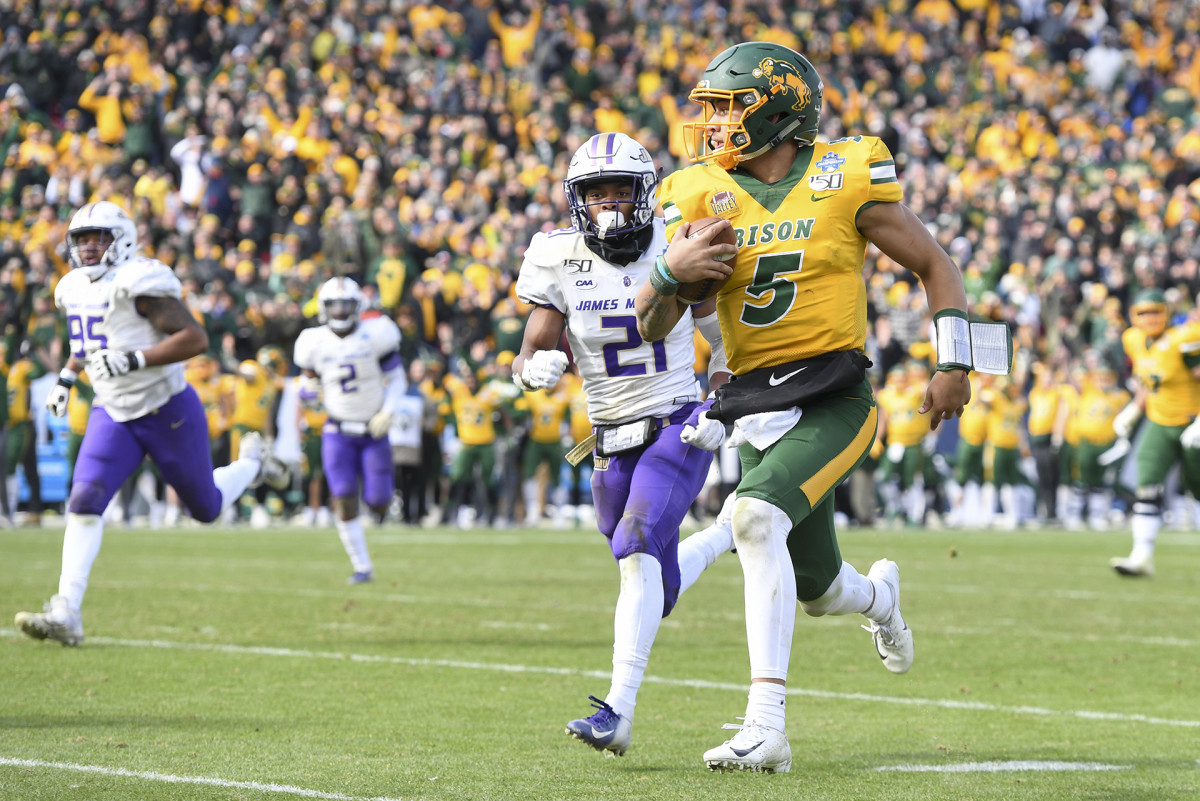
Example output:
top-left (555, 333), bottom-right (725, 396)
top-left (677, 216), bottom-right (736, 304)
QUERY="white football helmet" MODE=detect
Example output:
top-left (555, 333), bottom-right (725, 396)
top-left (66, 201), bottom-right (139, 280)
top-left (318, 276), bottom-right (362, 334)
top-left (564, 132), bottom-right (659, 243)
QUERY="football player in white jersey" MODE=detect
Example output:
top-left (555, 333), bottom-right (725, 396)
top-left (512, 132), bottom-right (737, 757)
top-left (14, 201), bottom-right (288, 647)
top-left (293, 276), bottom-right (406, 584)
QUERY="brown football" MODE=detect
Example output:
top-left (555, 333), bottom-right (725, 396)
top-left (677, 216), bottom-right (736, 304)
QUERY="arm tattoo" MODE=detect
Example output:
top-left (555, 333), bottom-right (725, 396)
top-left (136, 296), bottom-right (200, 335)
top-left (635, 293), bottom-right (684, 342)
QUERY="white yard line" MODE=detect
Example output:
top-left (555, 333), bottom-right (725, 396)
top-left (0, 757), bottom-right (409, 801)
top-left (876, 760), bottom-right (1133, 772)
top-left (3, 630), bottom-right (1196, 729)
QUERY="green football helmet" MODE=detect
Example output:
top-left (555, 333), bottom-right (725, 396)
top-left (684, 41), bottom-right (823, 169)
top-left (1130, 287), bottom-right (1168, 337)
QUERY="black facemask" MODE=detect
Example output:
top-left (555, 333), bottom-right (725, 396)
top-left (584, 225), bottom-right (653, 267)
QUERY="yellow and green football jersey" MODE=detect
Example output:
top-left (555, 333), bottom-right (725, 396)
top-left (522, 389), bottom-right (569, 445)
top-left (878, 385), bottom-right (928, 447)
top-left (1074, 386), bottom-right (1131, 446)
top-left (661, 136), bottom-right (902, 374)
top-left (1123, 321), bottom-right (1200, 427)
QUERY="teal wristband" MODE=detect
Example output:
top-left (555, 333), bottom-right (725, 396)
top-left (649, 259), bottom-right (679, 296)
top-left (655, 255), bottom-right (679, 285)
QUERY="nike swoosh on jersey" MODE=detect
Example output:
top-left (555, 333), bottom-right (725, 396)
top-left (810, 193), bottom-right (836, 202)
top-left (730, 740), bottom-right (766, 757)
top-left (170, 419), bottom-right (186, 429)
top-left (768, 367), bottom-right (807, 386)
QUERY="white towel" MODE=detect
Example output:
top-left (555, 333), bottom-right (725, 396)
top-left (728, 407), bottom-right (803, 450)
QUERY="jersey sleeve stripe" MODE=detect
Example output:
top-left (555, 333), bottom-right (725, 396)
top-left (663, 202), bottom-right (682, 225)
top-left (869, 162), bottom-right (897, 182)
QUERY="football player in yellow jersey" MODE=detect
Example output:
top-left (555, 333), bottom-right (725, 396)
top-left (1109, 289), bottom-right (1200, 577)
top-left (983, 377), bottom-right (1030, 530)
top-left (176, 354), bottom-right (231, 526)
top-left (1026, 363), bottom-right (1067, 525)
top-left (517, 386), bottom-right (569, 526)
top-left (65, 372), bottom-right (94, 487)
top-left (875, 364), bottom-right (930, 527)
top-left (635, 41), bottom-right (972, 772)
top-left (947, 374), bottom-right (992, 528)
top-left (442, 368), bottom-right (503, 528)
top-left (1071, 364), bottom-right (1130, 530)
top-left (418, 361), bottom-right (448, 524)
top-left (185, 355), bottom-right (231, 463)
top-left (6, 353), bottom-right (44, 526)
top-left (227, 359), bottom-right (279, 527)
top-left (558, 370), bottom-right (595, 526)
top-left (294, 373), bottom-right (331, 529)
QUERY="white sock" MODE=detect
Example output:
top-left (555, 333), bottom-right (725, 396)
top-left (999, 484), bottom-right (1017, 526)
top-left (881, 481), bottom-right (901, 519)
top-left (732, 497), bottom-right (795, 682)
top-left (980, 484), bottom-right (997, 526)
top-left (213, 459), bottom-right (260, 513)
top-left (962, 482), bottom-right (981, 526)
top-left (522, 479), bottom-right (540, 524)
top-left (678, 492), bottom-right (734, 595)
top-left (800, 560), bottom-right (882, 619)
top-left (57, 514), bottom-right (105, 612)
top-left (1130, 512), bottom-right (1160, 562)
top-left (745, 681), bottom-right (787, 731)
top-left (336, 516), bottom-right (373, 573)
top-left (904, 483), bottom-right (926, 524)
top-left (605, 553), bottom-right (663, 720)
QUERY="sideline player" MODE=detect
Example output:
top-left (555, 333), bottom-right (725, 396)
top-left (1110, 289), bottom-right (1200, 576)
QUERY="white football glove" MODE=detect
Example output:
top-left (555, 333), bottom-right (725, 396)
top-left (1181, 418), bottom-right (1200, 449)
top-left (46, 382), bottom-right (71, 418)
top-left (681, 411), bottom-right (729, 451)
top-left (368, 409), bottom-right (393, 439)
top-left (886, 442), bottom-right (906, 463)
top-left (518, 350), bottom-right (569, 390)
top-left (88, 349), bottom-right (144, 379)
top-left (298, 375), bottom-right (322, 408)
top-left (1112, 402), bottom-right (1141, 439)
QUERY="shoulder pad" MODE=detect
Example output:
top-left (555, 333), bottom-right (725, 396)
top-left (363, 316), bottom-right (402, 350)
top-left (114, 257), bottom-right (182, 299)
top-left (522, 228), bottom-right (582, 269)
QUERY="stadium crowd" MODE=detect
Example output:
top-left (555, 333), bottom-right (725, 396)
top-left (1, 0), bottom-right (1199, 531)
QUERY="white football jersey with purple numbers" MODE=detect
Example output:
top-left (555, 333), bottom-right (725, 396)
top-left (55, 256), bottom-right (187, 422)
top-left (293, 316), bottom-right (402, 423)
top-left (515, 219), bottom-right (700, 424)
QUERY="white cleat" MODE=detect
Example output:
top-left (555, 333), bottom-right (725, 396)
top-left (241, 433), bottom-right (291, 490)
top-left (704, 721), bottom-right (791, 773)
top-left (864, 559), bottom-right (914, 674)
top-left (1110, 555), bottom-right (1155, 578)
top-left (15, 594), bottom-right (84, 647)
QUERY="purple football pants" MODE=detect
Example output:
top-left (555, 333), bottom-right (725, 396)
top-left (591, 405), bottom-right (713, 617)
top-left (70, 386), bottom-right (223, 521)
top-left (321, 424), bottom-right (394, 508)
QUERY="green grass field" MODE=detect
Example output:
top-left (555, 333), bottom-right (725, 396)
top-left (2, 520), bottom-right (1198, 800)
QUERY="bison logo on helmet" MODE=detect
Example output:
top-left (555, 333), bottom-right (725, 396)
top-left (754, 57), bottom-right (810, 112)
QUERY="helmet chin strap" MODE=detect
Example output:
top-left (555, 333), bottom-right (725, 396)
top-left (595, 211), bottom-right (627, 239)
